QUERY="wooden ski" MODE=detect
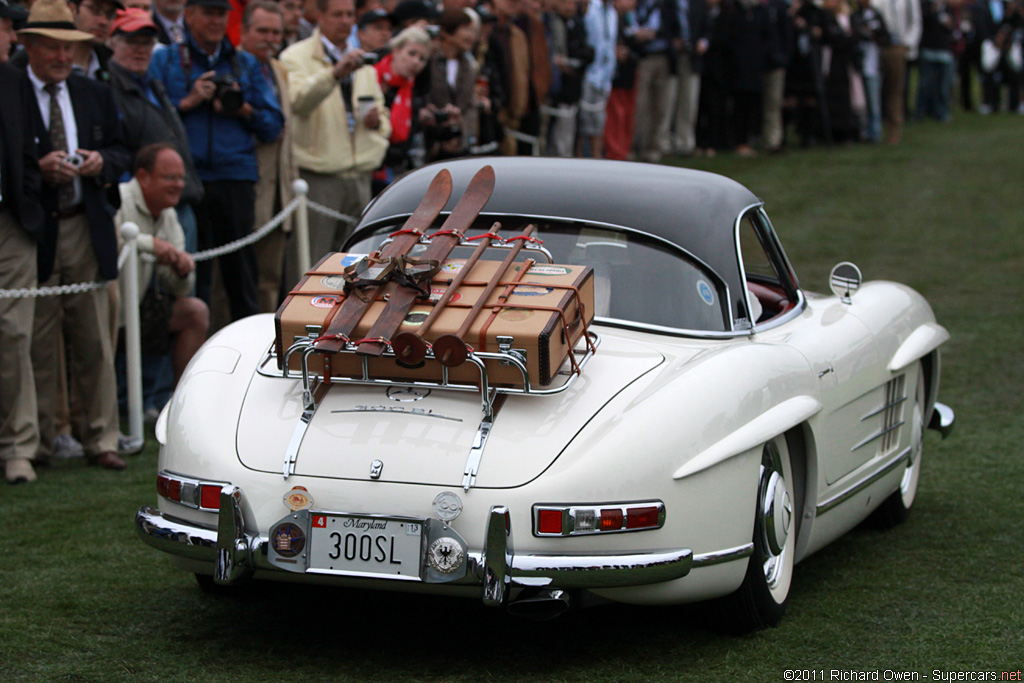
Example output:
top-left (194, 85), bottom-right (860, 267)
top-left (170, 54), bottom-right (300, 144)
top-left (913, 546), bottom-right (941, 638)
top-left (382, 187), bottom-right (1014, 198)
top-left (356, 165), bottom-right (496, 357)
top-left (313, 168), bottom-right (453, 354)
top-left (391, 221), bottom-right (503, 365)
top-left (431, 224), bottom-right (537, 368)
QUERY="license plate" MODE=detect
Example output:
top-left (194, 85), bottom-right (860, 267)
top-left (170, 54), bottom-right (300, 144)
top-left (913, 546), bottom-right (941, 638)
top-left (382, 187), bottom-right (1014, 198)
top-left (307, 514), bottom-right (423, 580)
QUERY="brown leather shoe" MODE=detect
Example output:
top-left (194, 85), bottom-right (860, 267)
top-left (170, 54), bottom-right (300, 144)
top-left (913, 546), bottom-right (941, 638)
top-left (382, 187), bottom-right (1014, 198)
top-left (88, 451), bottom-right (127, 470)
top-left (5, 459), bottom-right (37, 484)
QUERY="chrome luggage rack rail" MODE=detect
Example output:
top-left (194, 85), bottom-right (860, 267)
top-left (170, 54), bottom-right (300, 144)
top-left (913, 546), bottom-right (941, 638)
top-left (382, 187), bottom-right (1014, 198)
top-left (258, 329), bottom-right (600, 420)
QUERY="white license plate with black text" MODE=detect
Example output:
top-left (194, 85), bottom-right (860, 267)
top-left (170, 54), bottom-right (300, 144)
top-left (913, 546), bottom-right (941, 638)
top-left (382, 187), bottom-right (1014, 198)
top-left (307, 514), bottom-right (423, 580)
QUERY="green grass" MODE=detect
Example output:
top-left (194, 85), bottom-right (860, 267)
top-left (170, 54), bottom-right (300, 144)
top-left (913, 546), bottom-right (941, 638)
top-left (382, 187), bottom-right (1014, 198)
top-left (3, 115), bottom-right (1023, 682)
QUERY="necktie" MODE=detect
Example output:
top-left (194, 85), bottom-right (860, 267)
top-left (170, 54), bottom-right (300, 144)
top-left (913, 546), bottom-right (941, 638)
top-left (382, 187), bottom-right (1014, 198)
top-left (171, 23), bottom-right (183, 44)
top-left (44, 83), bottom-right (75, 211)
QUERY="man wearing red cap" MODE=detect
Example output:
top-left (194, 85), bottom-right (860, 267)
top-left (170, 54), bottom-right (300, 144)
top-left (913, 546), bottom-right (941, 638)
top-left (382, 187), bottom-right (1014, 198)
top-left (17, 0), bottom-right (131, 472)
top-left (107, 9), bottom-right (203, 241)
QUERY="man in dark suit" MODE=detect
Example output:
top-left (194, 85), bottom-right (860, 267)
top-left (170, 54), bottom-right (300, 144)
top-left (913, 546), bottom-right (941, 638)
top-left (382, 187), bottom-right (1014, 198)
top-left (18, 0), bottom-right (131, 471)
top-left (152, 0), bottom-right (187, 43)
top-left (1, 0), bottom-right (47, 484)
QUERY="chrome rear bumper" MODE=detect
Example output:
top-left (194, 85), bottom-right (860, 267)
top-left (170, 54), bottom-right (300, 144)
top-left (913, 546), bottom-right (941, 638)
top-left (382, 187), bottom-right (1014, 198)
top-left (135, 490), bottom-right (693, 604)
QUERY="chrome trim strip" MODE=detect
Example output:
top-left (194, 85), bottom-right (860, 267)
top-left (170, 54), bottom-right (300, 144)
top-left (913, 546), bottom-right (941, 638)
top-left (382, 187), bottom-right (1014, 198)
top-left (508, 549), bottom-right (692, 589)
top-left (691, 543), bottom-right (754, 568)
top-left (850, 420), bottom-right (906, 452)
top-left (463, 414), bottom-right (494, 491)
top-left (860, 396), bottom-right (908, 421)
top-left (817, 446), bottom-right (911, 515)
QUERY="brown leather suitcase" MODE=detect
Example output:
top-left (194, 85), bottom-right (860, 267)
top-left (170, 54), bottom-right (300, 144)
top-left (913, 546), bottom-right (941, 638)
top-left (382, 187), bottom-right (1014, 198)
top-left (275, 252), bottom-right (595, 387)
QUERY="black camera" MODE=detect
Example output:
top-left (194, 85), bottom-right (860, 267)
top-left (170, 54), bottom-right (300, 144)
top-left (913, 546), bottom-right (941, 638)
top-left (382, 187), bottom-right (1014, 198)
top-left (209, 73), bottom-right (245, 115)
top-left (361, 52), bottom-right (379, 66)
top-left (434, 110), bottom-right (450, 124)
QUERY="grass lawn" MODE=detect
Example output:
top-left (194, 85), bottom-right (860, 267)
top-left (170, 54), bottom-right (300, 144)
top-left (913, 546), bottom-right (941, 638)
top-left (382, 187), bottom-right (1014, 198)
top-left (2, 114), bottom-right (1022, 682)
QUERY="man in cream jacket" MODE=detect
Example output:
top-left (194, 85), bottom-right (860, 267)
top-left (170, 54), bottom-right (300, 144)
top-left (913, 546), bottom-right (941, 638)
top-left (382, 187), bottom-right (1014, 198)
top-left (280, 0), bottom-right (390, 261)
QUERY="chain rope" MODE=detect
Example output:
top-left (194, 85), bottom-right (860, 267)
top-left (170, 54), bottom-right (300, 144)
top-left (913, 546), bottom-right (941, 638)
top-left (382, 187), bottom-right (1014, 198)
top-left (0, 193), bottom-right (361, 299)
top-left (305, 199), bottom-right (359, 226)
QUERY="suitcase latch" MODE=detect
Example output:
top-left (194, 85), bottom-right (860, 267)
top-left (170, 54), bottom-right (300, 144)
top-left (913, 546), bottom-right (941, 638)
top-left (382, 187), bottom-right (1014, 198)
top-left (496, 336), bottom-right (527, 367)
top-left (295, 325), bottom-right (323, 344)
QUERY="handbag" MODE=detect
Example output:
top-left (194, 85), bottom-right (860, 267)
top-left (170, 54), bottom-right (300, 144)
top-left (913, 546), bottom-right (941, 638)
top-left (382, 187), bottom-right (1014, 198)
top-left (138, 275), bottom-right (176, 356)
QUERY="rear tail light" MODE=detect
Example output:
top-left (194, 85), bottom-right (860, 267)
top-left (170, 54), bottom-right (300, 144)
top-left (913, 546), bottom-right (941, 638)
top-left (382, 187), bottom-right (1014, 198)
top-left (157, 471), bottom-right (227, 511)
top-left (533, 502), bottom-right (665, 537)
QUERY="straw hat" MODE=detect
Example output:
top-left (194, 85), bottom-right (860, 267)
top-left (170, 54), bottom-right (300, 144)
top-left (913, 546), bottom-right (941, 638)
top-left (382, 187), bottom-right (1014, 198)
top-left (17, 0), bottom-right (94, 42)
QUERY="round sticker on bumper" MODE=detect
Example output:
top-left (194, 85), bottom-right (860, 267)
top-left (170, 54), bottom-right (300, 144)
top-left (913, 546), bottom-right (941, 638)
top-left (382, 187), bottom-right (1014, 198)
top-left (697, 280), bottom-right (715, 306)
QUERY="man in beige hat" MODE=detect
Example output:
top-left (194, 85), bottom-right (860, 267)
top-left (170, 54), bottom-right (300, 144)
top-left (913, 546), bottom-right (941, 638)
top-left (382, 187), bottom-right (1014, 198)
top-left (18, 0), bottom-right (132, 472)
top-left (9, 0), bottom-right (125, 80)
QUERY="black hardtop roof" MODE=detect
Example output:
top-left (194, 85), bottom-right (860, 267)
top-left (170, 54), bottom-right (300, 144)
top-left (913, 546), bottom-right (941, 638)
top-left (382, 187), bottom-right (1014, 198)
top-left (351, 157), bottom-right (764, 306)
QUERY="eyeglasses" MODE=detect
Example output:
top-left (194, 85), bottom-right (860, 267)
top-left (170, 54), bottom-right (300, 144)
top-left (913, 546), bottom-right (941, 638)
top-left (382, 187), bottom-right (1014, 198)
top-left (157, 174), bottom-right (186, 183)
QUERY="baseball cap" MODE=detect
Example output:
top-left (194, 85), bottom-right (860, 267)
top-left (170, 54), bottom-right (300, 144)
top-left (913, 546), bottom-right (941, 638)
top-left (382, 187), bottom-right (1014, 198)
top-left (0, 0), bottom-right (29, 22)
top-left (185, 0), bottom-right (233, 10)
top-left (110, 8), bottom-right (158, 36)
top-left (357, 8), bottom-right (392, 30)
top-left (390, 0), bottom-right (439, 26)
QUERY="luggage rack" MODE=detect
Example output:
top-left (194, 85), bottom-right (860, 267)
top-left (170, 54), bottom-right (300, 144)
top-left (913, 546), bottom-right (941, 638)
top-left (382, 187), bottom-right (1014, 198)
top-left (259, 330), bottom-right (599, 484)
top-left (258, 328), bottom-right (600, 420)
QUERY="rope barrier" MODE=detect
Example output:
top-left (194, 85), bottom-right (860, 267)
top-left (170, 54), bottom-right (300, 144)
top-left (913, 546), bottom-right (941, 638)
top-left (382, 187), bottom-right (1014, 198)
top-left (189, 195), bottom-right (302, 262)
top-left (0, 193), bottom-right (313, 299)
top-left (306, 199), bottom-right (359, 226)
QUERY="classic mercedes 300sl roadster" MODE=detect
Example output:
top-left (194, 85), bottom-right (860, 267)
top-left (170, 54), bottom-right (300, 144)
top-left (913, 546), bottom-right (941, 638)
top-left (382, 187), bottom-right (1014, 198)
top-left (136, 158), bottom-right (954, 632)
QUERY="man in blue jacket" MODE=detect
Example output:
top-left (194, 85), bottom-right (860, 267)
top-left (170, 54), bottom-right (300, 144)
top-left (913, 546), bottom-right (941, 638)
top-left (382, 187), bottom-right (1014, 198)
top-left (149, 0), bottom-right (283, 322)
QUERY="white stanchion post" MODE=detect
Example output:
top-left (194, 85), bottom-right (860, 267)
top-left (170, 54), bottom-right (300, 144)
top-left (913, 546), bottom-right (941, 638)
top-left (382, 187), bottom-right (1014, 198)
top-left (120, 222), bottom-right (144, 446)
top-left (292, 178), bottom-right (311, 274)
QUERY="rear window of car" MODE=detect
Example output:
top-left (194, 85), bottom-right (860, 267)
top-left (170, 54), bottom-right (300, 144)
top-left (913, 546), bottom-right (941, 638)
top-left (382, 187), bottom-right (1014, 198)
top-left (348, 219), bottom-right (730, 332)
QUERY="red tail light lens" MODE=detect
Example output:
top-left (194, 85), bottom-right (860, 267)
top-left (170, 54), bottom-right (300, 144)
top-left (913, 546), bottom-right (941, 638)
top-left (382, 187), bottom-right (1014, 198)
top-left (156, 471), bottom-right (228, 511)
top-left (534, 502), bottom-right (664, 537)
top-left (626, 506), bottom-right (661, 529)
top-left (599, 508), bottom-right (623, 530)
top-left (537, 509), bottom-right (563, 535)
top-left (200, 484), bottom-right (223, 510)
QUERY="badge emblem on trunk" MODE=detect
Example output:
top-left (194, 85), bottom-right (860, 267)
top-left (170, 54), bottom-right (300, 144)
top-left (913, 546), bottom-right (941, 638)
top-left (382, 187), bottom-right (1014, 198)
top-left (387, 387), bottom-right (430, 402)
top-left (370, 459), bottom-right (384, 479)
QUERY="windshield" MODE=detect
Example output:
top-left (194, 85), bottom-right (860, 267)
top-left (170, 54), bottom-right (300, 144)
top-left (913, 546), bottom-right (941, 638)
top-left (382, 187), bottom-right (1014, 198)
top-left (347, 217), bottom-right (730, 332)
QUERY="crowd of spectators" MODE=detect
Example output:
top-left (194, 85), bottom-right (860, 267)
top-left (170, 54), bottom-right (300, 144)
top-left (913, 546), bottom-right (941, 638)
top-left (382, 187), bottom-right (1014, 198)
top-left (1, 0), bottom-right (1022, 483)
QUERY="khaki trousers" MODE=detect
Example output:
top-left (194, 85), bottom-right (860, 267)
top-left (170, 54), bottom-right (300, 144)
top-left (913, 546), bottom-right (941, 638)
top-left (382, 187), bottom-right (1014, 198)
top-left (0, 210), bottom-right (39, 463)
top-left (300, 169), bottom-right (371, 264)
top-left (633, 53), bottom-right (675, 161)
top-left (762, 68), bottom-right (787, 150)
top-left (671, 54), bottom-right (701, 155)
top-left (31, 213), bottom-right (119, 457)
top-left (881, 46), bottom-right (909, 143)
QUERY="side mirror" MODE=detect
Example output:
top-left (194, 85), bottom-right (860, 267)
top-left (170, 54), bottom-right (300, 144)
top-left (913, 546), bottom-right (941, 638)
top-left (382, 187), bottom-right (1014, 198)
top-left (829, 262), bottom-right (862, 304)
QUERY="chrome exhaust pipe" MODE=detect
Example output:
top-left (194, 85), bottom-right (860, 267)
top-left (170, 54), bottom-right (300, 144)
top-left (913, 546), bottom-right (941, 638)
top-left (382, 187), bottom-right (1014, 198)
top-left (506, 589), bottom-right (572, 620)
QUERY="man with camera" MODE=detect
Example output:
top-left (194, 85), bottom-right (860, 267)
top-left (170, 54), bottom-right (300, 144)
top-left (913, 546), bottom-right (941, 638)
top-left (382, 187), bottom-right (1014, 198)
top-left (18, 0), bottom-right (131, 472)
top-left (148, 0), bottom-right (283, 323)
top-left (280, 0), bottom-right (390, 259)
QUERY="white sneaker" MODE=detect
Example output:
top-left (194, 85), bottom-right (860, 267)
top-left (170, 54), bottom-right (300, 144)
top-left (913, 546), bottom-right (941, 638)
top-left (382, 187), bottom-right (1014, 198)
top-left (118, 433), bottom-right (144, 456)
top-left (52, 433), bottom-right (85, 459)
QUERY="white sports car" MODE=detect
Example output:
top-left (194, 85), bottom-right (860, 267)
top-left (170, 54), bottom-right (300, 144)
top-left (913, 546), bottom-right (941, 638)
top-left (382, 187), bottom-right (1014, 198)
top-left (136, 158), bottom-right (954, 631)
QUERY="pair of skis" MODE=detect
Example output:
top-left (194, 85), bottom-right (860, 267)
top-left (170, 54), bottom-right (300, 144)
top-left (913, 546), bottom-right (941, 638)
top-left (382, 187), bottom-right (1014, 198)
top-left (314, 165), bottom-right (496, 359)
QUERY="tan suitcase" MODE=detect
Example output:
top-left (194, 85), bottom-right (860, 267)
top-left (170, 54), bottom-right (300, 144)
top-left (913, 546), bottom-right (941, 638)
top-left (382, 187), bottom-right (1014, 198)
top-left (275, 252), bottom-right (595, 387)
